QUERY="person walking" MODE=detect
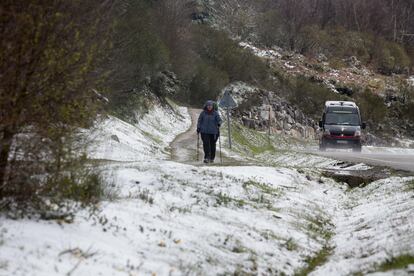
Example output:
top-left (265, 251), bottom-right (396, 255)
top-left (197, 100), bottom-right (222, 163)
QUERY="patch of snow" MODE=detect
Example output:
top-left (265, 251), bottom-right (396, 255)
top-left (408, 76), bottom-right (414, 87)
top-left (221, 81), bottom-right (259, 105)
top-left (239, 42), bottom-right (282, 59)
top-left (284, 62), bottom-right (295, 69)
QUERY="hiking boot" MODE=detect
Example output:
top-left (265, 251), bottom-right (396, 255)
top-left (203, 159), bottom-right (209, 164)
top-left (209, 159), bottom-right (214, 163)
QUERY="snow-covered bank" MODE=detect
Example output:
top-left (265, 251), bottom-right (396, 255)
top-left (1, 102), bottom-right (413, 275)
top-left (0, 160), bottom-right (343, 275)
top-left (314, 177), bottom-right (414, 275)
top-left (88, 104), bottom-right (191, 162)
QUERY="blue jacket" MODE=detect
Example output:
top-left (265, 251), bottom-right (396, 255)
top-left (197, 101), bottom-right (222, 135)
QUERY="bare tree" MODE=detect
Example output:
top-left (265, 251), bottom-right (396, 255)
top-left (207, 0), bottom-right (258, 40)
top-left (0, 1), bottom-right (114, 199)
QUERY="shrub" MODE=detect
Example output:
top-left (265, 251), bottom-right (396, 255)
top-left (256, 10), bottom-right (283, 47)
top-left (191, 25), bottom-right (269, 84)
top-left (45, 172), bottom-right (104, 204)
top-left (296, 25), bottom-right (330, 55)
top-left (188, 62), bottom-right (229, 105)
top-left (402, 102), bottom-right (414, 122)
top-left (355, 89), bottom-right (387, 124)
top-left (287, 76), bottom-right (347, 119)
top-left (370, 39), bottom-right (410, 74)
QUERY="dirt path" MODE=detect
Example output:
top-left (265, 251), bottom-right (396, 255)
top-left (170, 108), bottom-right (238, 165)
top-left (170, 108), bottom-right (201, 163)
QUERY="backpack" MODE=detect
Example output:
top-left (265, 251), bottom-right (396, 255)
top-left (213, 102), bottom-right (219, 111)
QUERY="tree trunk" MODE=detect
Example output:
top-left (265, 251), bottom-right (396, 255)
top-left (0, 128), bottom-right (14, 197)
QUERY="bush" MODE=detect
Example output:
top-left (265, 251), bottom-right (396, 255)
top-left (191, 25), bottom-right (268, 84)
top-left (355, 89), bottom-right (387, 124)
top-left (374, 41), bottom-right (411, 74)
top-left (0, 1), bottom-right (113, 202)
top-left (402, 102), bottom-right (414, 122)
top-left (188, 62), bottom-right (229, 105)
top-left (296, 25), bottom-right (330, 55)
top-left (287, 76), bottom-right (347, 119)
top-left (256, 10), bottom-right (283, 47)
top-left (44, 172), bottom-right (104, 204)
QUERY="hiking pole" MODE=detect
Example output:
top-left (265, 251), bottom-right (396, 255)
top-left (197, 133), bottom-right (200, 161)
top-left (219, 132), bottom-right (223, 163)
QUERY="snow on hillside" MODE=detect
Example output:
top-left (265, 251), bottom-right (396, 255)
top-left (0, 103), bottom-right (413, 275)
top-left (314, 177), bottom-right (414, 275)
top-left (408, 76), bottom-right (414, 86)
top-left (87, 104), bottom-right (191, 161)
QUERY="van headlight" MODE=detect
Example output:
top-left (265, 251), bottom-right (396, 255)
top-left (354, 130), bottom-right (361, 137)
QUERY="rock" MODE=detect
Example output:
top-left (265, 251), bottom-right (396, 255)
top-left (223, 81), bottom-right (321, 139)
top-left (191, 11), bottom-right (210, 23)
top-left (289, 129), bottom-right (302, 139)
top-left (149, 71), bottom-right (180, 97)
top-left (111, 135), bottom-right (120, 143)
top-left (317, 53), bottom-right (328, 63)
top-left (284, 122), bottom-right (292, 131)
top-left (336, 87), bottom-right (354, 96)
top-left (242, 117), bottom-right (256, 129)
top-left (367, 78), bottom-right (385, 91)
top-left (345, 56), bottom-right (362, 68)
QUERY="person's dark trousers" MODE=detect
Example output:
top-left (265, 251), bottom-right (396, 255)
top-left (201, 133), bottom-right (217, 161)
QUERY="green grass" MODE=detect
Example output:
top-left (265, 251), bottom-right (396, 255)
top-left (215, 192), bottom-right (245, 207)
top-left (222, 121), bottom-right (276, 156)
top-left (295, 245), bottom-right (334, 276)
top-left (284, 238), bottom-right (298, 251)
top-left (406, 180), bottom-right (414, 191)
top-left (142, 130), bottom-right (162, 144)
top-left (376, 255), bottom-right (414, 272)
top-left (242, 179), bottom-right (282, 197)
top-left (227, 121), bottom-right (275, 155)
top-left (295, 214), bottom-right (335, 275)
top-left (221, 118), bottom-right (317, 169)
top-left (305, 214), bottom-right (335, 241)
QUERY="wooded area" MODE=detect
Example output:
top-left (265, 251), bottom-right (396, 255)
top-left (212, 0), bottom-right (414, 73)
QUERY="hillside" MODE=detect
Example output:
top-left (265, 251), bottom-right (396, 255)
top-left (195, 0), bottom-right (414, 146)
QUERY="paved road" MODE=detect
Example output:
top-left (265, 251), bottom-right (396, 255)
top-left (172, 109), bottom-right (414, 172)
top-left (314, 149), bottom-right (414, 173)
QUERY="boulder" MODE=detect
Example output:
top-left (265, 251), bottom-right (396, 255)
top-left (284, 122), bottom-right (292, 131)
top-left (287, 115), bottom-right (295, 125)
top-left (345, 56), bottom-right (362, 68)
top-left (110, 135), bottom-right (120, 143)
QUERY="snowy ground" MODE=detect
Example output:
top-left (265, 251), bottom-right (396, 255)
top-left (0, 104), bottom-right (413, 275)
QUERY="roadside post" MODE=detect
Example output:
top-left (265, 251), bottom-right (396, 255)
top-left (219, 90), bottom-right (238, 149)
top-left (268, 105), bottom-right (271, 142)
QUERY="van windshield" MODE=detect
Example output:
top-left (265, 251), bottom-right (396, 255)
top-left (325, 111), bottom-right (360, 126)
